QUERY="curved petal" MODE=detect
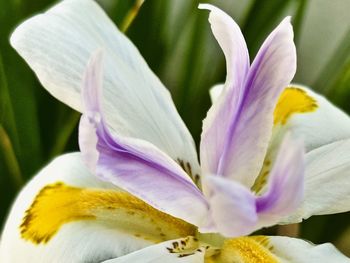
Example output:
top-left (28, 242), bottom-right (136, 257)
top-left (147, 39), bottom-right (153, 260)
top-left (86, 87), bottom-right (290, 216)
top-left (201, 14), bottom-right (296, 188)
top-left (285, 139), bottom-right (350, 222)
top-left (199, 4), bottom-right (249, 182)
top-left (208, 236), bottom-right (349, 263)
top-left (255, 84), bottom-right (350, 198)
top-left (79, 51), bottom-right (208, 226)
top-left (198, 4), bottom-right (249, 93)
top-left (274, 85), bottom-right (350, 152)
top-left (10, 0), bottom-right (200, 174)
top-left (256, 133), bottom-right (304, 228)
top-left (103, 237), bottom-right (206, 263)
top-left (268, 236), bottom-right (349, 262)
top-left (0, 153), bottom-right (196, 262)
top-left (277, 85), bottom-right (348, 154)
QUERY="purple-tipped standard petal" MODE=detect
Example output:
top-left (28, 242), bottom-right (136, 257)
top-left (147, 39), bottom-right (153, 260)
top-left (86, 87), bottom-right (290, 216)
top-left (256, 133), bottom-right (304, 227)
top-left (200, 10), bottom-right (297, 188)
top-left (200, 134), bottom-right (304, 237)
top-left (199, 4), bottom-right (250, 184)
top-left (79, 51), bottom-right (209, 226)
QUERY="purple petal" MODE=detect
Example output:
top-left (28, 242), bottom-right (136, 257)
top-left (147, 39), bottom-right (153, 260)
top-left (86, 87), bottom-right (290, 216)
top-left (79, 51), bottom-right (209, 226)
top-left (199, 4), bottom-right (250, 180)
top-left (256, 133), bottom-right (304, 226)
top-left (199, 175), bottom-right (258, 237)
top-left (199, 133), bottom-right (304, 237)
top-left (201, 15), bottom-right (296, 188)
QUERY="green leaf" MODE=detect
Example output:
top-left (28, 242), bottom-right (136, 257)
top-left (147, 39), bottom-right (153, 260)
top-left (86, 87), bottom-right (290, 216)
top-left (314, 27), bottom-right (350, 94)
top-left (292, 0), bottom-right (309, 47)
top-left (241, 0), bottom-right (294, 56)
top-left (0, 53), bottom-right (19, 150)
top-left (0, 124), bottom-right (23, 189)
top-left (327, 60), bottom-right (350, 112)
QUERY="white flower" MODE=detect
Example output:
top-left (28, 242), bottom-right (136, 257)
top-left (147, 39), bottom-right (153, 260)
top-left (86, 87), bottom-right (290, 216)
top-left (1, 0), bottom-right (350, 262)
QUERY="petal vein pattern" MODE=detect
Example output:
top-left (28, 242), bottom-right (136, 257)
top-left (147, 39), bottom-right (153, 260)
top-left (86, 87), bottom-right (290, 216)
top-left (10, 0), bottom-right (200, 175)
top-left (79, 51), bottom-right (208, 226)
top-left (201, 134), bottom-right (304, 237)
top-left (255, 134), bottom-right (304, 225)
top-left (200, 4), bottom-right (296, 189)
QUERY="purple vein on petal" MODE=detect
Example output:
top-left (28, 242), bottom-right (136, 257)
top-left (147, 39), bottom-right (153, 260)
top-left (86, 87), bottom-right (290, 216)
top-left (218, 17), bottom-right (296, 184)
top-left (256, 133), bottom-right (304, 217)
top-left (199, 134), bottom-right (304, 237)
top-left (199, 4), bottom-right (250, 179)
top-left (79, 50), bottom-right (209, 226)
top-left (200, 9), bottom-right (296, 188)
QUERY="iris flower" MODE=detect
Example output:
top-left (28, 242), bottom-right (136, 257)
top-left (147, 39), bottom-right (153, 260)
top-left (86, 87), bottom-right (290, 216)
top-left (1, 0), bottom-right (350, 262)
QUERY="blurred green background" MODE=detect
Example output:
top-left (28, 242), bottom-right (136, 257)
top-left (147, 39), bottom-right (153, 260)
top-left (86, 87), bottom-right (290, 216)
top-left (1, 0), bottom-right (350, 256)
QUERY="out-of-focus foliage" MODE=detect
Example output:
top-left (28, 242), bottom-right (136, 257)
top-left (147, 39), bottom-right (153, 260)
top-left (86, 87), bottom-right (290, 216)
top-left (0, 0), bottom-right (350, 256)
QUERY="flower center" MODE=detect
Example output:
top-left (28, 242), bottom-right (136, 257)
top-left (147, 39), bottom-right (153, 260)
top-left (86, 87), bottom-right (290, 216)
top-left (206, 236), bottom-right (278, 263)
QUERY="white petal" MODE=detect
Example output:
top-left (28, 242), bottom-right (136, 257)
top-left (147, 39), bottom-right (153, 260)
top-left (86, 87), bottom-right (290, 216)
top-left (275, 85), bottom-right (350, 152)
top-left (256, 84), bottom-right (350, 221)
top-left (253, 84), bottom-right (350, 194)
top-left (0, 153), bottom-right (196, 262)
top-left (286, 139), bottom-right (350, 222)
top-left (10, 0), bottom-right (199, 173)
top-left (103, 237), bottom-right (206, 263)
top-left (268, 236), bottom-right (350, 262)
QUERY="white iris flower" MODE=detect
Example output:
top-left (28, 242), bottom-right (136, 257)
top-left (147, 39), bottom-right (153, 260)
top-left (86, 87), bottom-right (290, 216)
top-left (1, 1), bottom-right (350, 262)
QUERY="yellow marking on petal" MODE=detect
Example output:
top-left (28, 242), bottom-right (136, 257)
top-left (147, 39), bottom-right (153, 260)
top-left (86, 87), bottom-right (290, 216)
top-left (20, 182), bottom-right (196, 245)
top-left (252, 87), bottom-right (318, 194)
top-left (274, 87), bottom-right (318, 125)
top-left (165, 236), bottom-right (217, 259)
top-left (177, 158), bottom-right (201, 188)
top-left (205, 236), bottom-right (278, 263)
top-left (251, 159), bottom-right (271, 194)
top-left (166, 236), bottom-right (202, 258)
